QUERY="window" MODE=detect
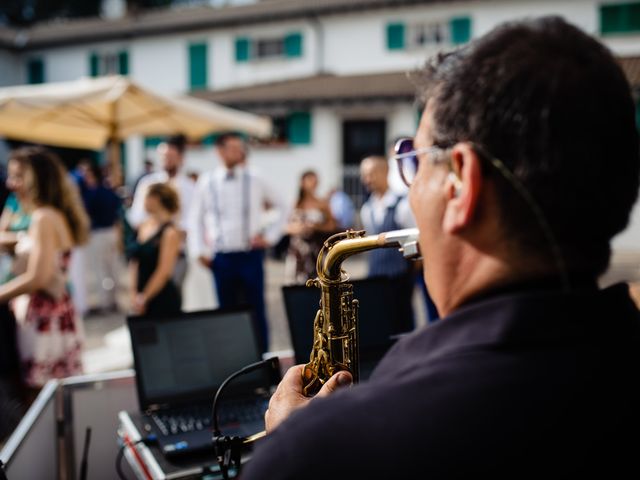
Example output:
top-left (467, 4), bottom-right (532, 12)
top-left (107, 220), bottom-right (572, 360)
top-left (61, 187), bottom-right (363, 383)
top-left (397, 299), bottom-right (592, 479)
top-left (601, 2), bottom-right (640, 34)
top-left (27, 58), bottom-right (45, 84)
top-left (256, 38), bottom-right (285, 59)
top-left (235, 32), bottom-right (304, 62)
top-left (249, 112), bottom-right (312, 146)
top-left (89, 50), bottom-right (129, 77)
top-left (189, 42), bottom-right (208, 90)
top-left (409, 23), bottom-right (449, 47)
top-left (387, 16), bottom-right (472, 50)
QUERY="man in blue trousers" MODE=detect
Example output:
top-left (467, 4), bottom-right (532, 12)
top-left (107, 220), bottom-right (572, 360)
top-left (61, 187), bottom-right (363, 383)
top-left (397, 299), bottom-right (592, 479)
top-left (188, 133), bottom-right (284, 352)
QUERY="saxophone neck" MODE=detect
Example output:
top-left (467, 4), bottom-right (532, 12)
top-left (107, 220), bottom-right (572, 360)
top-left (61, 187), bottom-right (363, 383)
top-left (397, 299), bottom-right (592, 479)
top-left (318, 228), bottom-right (421, 282)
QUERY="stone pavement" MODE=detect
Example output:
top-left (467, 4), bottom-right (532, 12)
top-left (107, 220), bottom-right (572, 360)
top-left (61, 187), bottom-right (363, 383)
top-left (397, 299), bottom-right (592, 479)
top-left (81, 247), bottom-right (640, 375)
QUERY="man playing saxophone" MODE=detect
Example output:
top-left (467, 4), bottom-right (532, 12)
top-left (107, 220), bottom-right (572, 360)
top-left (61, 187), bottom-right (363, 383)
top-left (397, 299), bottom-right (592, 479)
top-left (243, 16), bottom-right (640, 478)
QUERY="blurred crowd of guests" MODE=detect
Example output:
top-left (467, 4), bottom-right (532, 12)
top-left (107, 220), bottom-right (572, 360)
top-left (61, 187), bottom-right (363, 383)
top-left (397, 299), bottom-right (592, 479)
top-left (0, 132), bottom-right (438, 438)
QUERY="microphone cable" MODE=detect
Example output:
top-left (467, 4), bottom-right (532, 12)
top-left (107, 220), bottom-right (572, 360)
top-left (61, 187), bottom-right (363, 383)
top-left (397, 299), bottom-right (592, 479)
top-left (78, 426), bottom-right (91, 480)
top-left (211, 356), bottom-right (280, 480)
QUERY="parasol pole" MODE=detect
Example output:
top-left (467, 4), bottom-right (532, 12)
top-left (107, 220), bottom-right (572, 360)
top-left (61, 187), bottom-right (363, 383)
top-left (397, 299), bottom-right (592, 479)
top-left (108, 101), bottom-right (123, 187)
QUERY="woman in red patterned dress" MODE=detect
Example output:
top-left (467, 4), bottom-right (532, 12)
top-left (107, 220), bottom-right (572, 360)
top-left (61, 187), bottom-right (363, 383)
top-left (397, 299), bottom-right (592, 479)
top-left (0, 147), bottom-right (90, 398)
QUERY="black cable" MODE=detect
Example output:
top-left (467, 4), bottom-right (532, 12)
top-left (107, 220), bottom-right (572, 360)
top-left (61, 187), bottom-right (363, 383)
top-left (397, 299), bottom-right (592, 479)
top-left (115, 443), bottom-right (128, 480)
top-left (211, 357), bottom-right (280, 480)
top-left (0, 459), bottom-right (8, 480)
top-left (211, 357), bottom-right (278, 437)
top-left (78, 426), bottom-right (91, 480)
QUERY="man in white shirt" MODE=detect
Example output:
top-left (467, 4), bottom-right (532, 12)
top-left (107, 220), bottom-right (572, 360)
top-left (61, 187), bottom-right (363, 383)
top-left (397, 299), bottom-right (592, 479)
top-left (360, 155), bottom-right (416, 333)
top-left (127, 134), bottom-right (195, 295)
top-left (188, 133), bottom-right (285, 352)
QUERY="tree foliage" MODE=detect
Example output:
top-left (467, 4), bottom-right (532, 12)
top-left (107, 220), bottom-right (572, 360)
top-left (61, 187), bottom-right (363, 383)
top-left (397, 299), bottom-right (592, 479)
top-left (0, 0), bottom-right (177, 26)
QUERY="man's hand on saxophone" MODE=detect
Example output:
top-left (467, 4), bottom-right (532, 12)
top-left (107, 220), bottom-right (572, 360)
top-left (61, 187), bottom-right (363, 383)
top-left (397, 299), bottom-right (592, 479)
top-left (264, 365), bottom-right (353, 433)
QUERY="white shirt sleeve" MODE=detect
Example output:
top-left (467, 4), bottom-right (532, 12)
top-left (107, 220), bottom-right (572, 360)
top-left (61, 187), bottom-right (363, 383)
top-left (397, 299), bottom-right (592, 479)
top-left (177, 176), bottom-right (196, 232)
top-left (187, 174), bottom-right (211, 259)
top-left (359, 202), bottom-right (373, 235)
top-left (395, 196), bottom-right (416, 229)
top-left (259, 176), bottom-right (286, 247)
top-left (127, 174), bottom-right (153, 228)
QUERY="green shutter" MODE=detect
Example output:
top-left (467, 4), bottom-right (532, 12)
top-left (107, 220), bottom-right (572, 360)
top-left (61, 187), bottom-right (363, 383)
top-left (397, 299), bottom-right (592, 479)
top-left (89, 52), bottom-right (100, 77)
top-left (144, 136), bottom-right (164, 149)
top-left (284, 32), bottom-right (303, 58)
top-left (386, 23), bottom-right (405, 50)
top-left (235, 37), bottom-right (251, 62)
top-left (450, 16), bottom-right (472, 44)
top-left (201, 134), bottom-right (219, 146)
top-left (288, 112), bottom-right (312, 145)
top-left (27, 58), bottom-right (45, 84)
top-left (601, 2), bottom-right (640, 34)
top-left (631, 3), bottom-right (640, 29)
top-left (189, 43), bottom-right (208, 90)
top-left (118, 50), bottom-right (129, 75)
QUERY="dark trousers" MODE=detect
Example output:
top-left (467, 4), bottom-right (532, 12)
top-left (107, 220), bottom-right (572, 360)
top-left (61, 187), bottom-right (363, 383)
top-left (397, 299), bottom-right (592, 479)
top-left (211, 250), bottom-right (268, 353)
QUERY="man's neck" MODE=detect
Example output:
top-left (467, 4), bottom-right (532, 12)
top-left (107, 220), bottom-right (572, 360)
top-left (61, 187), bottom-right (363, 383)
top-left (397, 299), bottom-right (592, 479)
top-left (432, 242), bottom-right (563, 317)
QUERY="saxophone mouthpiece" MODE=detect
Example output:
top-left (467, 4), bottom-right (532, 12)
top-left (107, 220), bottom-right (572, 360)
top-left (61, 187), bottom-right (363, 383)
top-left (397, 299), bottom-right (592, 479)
top-left (379, 228), bottom-right (421, 260)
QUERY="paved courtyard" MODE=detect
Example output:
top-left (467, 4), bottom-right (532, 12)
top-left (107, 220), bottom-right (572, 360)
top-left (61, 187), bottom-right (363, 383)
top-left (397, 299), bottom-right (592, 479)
top-left (81, 254), bottom-right (432, 374)
top-left (81, 248), bottom-right (640, 375)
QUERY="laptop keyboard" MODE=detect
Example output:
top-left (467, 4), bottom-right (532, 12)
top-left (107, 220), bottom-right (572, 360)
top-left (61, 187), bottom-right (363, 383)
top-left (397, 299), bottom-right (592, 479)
top-left (150, 397), bottom-right (269, 437)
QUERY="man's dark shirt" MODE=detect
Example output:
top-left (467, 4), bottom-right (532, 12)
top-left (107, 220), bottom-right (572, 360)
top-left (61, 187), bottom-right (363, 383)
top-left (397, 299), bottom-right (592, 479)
top-left (242, 282), bottom-right (640, 478)
top-left (83, 185), bottom-right (122, 230)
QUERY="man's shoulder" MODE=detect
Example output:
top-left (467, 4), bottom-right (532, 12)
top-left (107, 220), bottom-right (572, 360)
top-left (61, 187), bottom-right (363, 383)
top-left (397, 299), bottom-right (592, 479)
top-left (135, 171), bottom-right (166, 190)
top-left (195, 170), bottom-right (218, 186)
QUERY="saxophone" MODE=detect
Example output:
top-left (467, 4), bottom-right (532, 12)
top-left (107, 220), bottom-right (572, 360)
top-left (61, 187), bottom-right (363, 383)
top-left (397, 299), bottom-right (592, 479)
top-left (302, 228), bottom-right (421, 396)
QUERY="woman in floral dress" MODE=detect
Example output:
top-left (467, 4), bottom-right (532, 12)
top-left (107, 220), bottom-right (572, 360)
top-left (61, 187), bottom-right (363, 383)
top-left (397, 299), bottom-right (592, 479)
top-left (0, 147), bottom-right (90, 397)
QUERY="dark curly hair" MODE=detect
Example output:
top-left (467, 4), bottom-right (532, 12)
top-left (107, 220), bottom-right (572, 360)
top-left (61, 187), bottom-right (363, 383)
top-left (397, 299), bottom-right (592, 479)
top-left (413, 16), bottom-right (640, 277)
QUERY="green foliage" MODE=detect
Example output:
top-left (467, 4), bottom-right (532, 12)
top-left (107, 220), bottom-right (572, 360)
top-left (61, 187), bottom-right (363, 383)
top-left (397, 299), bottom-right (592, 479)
top-left (0, 0), bottom-right (174, 26)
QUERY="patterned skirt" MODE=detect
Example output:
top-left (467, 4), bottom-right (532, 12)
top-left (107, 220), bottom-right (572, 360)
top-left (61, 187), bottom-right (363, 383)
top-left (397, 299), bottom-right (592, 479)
top-left (11, 291), bottom-right (84, 388)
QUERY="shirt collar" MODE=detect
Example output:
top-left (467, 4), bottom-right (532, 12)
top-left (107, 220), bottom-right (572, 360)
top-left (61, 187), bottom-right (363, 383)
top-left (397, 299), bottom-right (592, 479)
top-left (372, 189), bottom-right (398, 208)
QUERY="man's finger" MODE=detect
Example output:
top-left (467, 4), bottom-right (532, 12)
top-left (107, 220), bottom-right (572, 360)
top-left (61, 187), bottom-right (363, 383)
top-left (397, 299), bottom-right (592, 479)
top-left (316, 371), bottom-right (352, 398)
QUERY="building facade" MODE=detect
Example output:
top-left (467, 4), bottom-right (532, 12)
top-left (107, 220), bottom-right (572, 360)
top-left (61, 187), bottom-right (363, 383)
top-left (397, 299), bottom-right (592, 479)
top-left (1, 0), bottom-right (640, 249)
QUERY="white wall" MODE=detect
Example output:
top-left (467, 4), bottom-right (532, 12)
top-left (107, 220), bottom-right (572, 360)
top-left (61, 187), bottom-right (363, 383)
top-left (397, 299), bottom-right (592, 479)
top-left (0, 49), bottom-right (23, 86)
top-left (131, 35), bottom-right (187, 95)
top-left (212, 21), bottom-right (318, 90)
top-left (41, 45), bottom-right (91, 82)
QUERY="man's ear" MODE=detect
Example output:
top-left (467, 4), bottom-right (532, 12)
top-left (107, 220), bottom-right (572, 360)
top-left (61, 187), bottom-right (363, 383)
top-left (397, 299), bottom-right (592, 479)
top-left (442, 143), bottom-right (483, 234)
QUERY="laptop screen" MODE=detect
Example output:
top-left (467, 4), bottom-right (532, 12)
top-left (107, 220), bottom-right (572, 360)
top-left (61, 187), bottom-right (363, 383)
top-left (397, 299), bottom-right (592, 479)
top-left (282, 277), bottom-right (399, 379)
top-left (128, 308), bottom-right (267, 410)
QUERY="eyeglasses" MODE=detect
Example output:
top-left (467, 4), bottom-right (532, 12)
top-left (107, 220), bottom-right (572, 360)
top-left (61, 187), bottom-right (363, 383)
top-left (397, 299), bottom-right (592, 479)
top-left (391, 137), bottom-right (570, 290)
top-left (391, 137), bottom-right (449, 187)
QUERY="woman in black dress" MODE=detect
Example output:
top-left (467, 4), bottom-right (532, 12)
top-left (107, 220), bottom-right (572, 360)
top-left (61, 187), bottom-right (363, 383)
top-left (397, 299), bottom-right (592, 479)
top-left (129, 183), bottom-right (182, 317)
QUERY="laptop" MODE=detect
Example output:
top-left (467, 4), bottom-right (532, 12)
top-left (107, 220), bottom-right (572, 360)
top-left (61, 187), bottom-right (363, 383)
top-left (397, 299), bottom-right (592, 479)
top-left (126, 308), bottom-right (278, 459)
top-left (282, 277), bottom-right (401, 381)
